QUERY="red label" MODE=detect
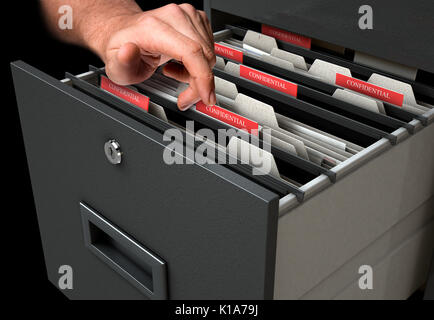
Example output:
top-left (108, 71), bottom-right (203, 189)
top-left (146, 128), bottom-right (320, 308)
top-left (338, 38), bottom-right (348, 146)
top-left (239, 65), bottom-right (298, 97)
top-left (335, 74), bottom-right (404, 106)
top-left (100, 76), bottom-right (149, 111)
top-left (261, 24), bottom-right (311, 49)
top-left (214, 43), bottom-right (243, 63)
top-left (196, 101), bottom-right (259, 135)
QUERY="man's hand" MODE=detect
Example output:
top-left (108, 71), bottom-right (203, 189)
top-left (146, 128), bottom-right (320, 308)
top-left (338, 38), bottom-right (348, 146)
top-left (41, 1), bottom-right (216, 109)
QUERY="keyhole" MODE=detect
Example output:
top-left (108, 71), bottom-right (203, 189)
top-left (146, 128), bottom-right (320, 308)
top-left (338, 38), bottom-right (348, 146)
top-left (104, 140), bottom-right (122, 165)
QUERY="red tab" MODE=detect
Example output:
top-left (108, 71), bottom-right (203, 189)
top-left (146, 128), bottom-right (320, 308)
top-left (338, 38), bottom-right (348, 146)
top-left (100, 76), bottom-right (149, 111)
top-left (335, 74), bottom-right (404, 106)
top-left (214, 43), bottom-right (243, 63)
top-left (240, 65), bottom-right (298, 97)
top-left (261, 24), bottom-right (311, 49)
top-left (196, 101), bottom-right (258, 135)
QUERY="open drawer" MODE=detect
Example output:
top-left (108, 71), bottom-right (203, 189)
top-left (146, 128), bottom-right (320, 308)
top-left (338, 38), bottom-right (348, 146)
top-left (12, 61), bottom-right (283, 299)
top-left (12, 59), bottom-right (434, 299)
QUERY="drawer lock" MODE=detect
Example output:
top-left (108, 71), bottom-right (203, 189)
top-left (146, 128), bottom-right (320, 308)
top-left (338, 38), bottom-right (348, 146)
top-left (104, 139), bottom-right (122, 165)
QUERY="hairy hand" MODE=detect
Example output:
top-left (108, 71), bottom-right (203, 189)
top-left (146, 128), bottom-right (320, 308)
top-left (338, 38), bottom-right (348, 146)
top-left (99, 3), bottom-right (216, 110)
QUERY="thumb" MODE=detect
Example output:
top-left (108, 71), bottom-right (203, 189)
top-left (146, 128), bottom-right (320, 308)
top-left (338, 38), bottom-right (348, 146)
top-left (105, 42), bottom-right (155, 85)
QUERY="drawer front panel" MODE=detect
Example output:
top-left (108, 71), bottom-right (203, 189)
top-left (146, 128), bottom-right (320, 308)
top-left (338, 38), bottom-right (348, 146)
top-left (12, 61), bottom-right (279, 299)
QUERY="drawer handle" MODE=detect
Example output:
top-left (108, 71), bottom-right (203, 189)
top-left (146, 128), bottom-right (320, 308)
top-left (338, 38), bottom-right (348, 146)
top-left (80, 202), bottom-right (168, 299)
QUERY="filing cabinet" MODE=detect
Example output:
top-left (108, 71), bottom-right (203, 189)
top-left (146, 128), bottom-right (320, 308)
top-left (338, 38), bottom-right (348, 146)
top-left (11, 0), bottom-right (434, 299)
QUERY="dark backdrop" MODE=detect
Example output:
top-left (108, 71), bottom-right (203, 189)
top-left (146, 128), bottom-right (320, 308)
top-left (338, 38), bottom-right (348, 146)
top-left (4, 0), bottom-right (428, 302)
top-left (5, 0), bottom-right (202, 301)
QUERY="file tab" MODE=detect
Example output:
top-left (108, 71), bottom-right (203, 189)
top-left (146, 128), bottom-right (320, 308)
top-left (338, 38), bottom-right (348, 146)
top-left (215, 76), bottom-right (239, 100)
top-left (336, 74), bottom-right (404, 106)
top-left (214, 43), bottom-right (243, 63)
top-left (368, 74), bottom-right (416, 106)
top-left (309, 60), bottom-right (351, 84)
top-left (195, 101), bottom-right (259, 135)
top-left (227, 136), bottom-right (280, 178)
top-left (215, 56), bottom-right (226, 70)
top-left (224, 61), bottom-right (241, 77)
top-left (271, 48), bottom-right (308, 71)
top-left (332, 89), bottom-right (381, 114)
top-left (260, 55), bottom-right (295, 71)
top-left (100, 76), bottom-right (149, 111)
top-left (239, 65), bottom-right (298, 97)
top-left (243, 30), bottom-right (278, 54)
top-left (233, 94), bottom-right (279, 128)
top-left (261, 24), bottom-right (311, 49)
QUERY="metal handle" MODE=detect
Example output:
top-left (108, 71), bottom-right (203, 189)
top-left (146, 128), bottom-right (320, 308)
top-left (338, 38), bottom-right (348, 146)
top-left (80, 202), bottom-right (168, 299)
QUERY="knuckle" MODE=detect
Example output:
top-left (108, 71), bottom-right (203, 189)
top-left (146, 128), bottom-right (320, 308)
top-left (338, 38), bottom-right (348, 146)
top-left (166, 3), bottom-right (183, 15)
top-left (198, 10), bottom-right (209, 22)
top-left (165, 3), bottom-right (178, 10)
top-left (195, 11), bottom-right (202, 23)
top-left (180, 3), bottom-right (196, 14)
top-left (138, 15), bottom-right (159, 27)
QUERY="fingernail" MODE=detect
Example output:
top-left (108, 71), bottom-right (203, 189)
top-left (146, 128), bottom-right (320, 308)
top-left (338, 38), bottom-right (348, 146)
top-left (179, 98), bottom-right (201, 111)
top-left (208, 90), bottom-right (216, 106)
top-left (179, 103), bottom-right (192, 111)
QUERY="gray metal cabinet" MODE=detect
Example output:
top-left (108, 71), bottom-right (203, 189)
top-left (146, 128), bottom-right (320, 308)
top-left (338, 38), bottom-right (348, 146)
top-left (203, 0), bottom-right (434, 300)
top-left (11, 0), bottom-right (434, 300)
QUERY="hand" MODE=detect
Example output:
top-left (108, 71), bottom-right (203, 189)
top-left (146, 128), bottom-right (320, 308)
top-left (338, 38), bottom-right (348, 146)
top-left (99, 3), bottom-right (216, 110)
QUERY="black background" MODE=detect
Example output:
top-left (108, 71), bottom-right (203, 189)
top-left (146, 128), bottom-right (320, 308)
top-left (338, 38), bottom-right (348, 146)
top-left (4, 0), bottom-right (428, 303)
top-left (4, 0), bottom-right (202, 301)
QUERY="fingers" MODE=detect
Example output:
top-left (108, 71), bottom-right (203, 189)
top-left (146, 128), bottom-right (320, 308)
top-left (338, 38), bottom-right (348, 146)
top-left (163, 62), bottom-right (214, 110)
top-left (153, 4), bottom-right (215, 66)
top-left (103, 4), bottom-right (216, 110)
top-left (162, 62), bottom-right (190, 83)
top-left (137, 16), bottom-right (216, 106)
top-left (197, 10), bottom-right (214, 50)
top-left (178, 84), bottom-right (201, 110)
top-left (178, 4), bottom-right (215, 66)
top-left (105, 41), bottom-right (159, 85)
